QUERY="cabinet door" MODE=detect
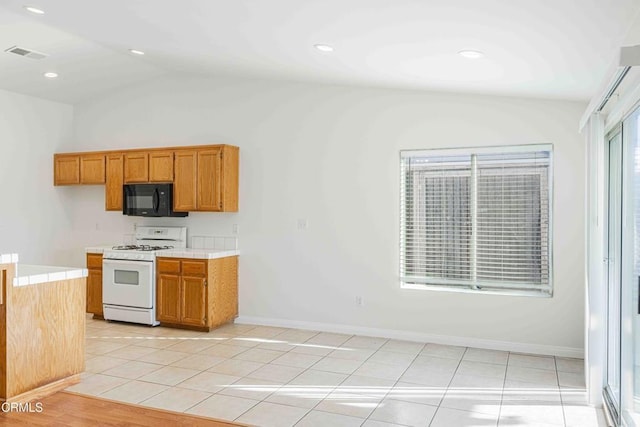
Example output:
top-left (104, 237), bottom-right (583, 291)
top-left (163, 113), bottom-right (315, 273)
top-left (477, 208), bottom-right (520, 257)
top-left (157, 273), bottom-right (181, 323)
top-left (80, 154), bottom-right (106, 184)
top-left (149, 151), bottom-right (174, 182)
top-left (54, 155), bottom-right (80, 185)
top-left (105, 153), bottom-right (124, 211)
top-left (86, 253), bottom-right (103, 315)
top-left (197, 148), bottom-right (222, 211)
top-left (86, 268), bottom-right (103, 315)
top-left (124, 152), bottom-right (149, 183)
top-left (181, 276), bottom-right (207, 326)
top-left (173, 150), bottom-right (197, 212)
top-left (221, 145), bottom-right (239, 212)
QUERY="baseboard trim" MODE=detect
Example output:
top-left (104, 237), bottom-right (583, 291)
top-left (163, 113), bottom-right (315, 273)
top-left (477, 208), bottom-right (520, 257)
top-left (1, 374), bottom-right (81, 403)
top-left (235, 315), bottom-right (584, 358)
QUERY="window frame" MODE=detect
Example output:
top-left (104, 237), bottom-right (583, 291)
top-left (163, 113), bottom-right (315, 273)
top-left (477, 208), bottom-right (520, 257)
top-left (399, 144), bottom-right (554, 297)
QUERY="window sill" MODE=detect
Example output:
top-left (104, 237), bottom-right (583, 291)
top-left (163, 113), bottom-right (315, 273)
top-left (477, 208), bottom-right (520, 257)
top-left (400, 282), bottom-right (552, 298)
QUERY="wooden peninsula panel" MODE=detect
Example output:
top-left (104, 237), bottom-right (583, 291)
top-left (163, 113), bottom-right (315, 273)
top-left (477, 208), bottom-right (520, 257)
top-left (0, 263), bottom-right (85, 402)
top-left (0, 264), bottom-right (14, 399)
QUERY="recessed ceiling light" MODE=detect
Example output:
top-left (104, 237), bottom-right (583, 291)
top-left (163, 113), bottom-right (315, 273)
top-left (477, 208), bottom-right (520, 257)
top-left (129, 49), bottom-right (145, 55)
top-left (23, 5), bottom-right (45, 14)
top-left (43, 72), bottom-right (58, 79)
top-left (314, 44), bottom-right (334, 53)
top-left (458, 50), bottom-right (484, 59)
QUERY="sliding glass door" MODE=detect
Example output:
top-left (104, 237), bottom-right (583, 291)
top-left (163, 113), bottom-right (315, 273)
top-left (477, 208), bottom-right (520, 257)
top-left (605, 128), bottom-right (623, 424)
top-left (620, 106), bottom-right (640, 427)
top-left (606, 105), bottom-right (640, 426)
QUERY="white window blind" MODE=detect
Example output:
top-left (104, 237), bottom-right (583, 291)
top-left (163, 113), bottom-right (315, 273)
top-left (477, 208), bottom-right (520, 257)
top-left (400, 145), bottom-right (552, 296)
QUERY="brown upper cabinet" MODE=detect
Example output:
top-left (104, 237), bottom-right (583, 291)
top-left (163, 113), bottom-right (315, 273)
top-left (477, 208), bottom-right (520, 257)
top-left (124, 152), bottom-right (149, 183)
top-left (105, 153), bottom-right (124, 211)
top-left (149, 151), bottom-right (174, 182)
top-left (173, 146), bottom-right (238, 212)
top-left (54, 155), bottom-right (80, 185)
top-left (54, 144), bottom-right (238, 212)
top-left (197, 149), bottom-right (223, 211)
top-left (173, 150), bottom-right (198, 212)
top-left (54, 153), bottom-right (105, 185)
top-left (80, 155), bottom-right (106, 184)
top-left (124, 151), bottom-right (174, 183)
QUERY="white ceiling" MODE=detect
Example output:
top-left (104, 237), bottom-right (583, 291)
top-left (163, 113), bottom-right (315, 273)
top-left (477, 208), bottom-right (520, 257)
top-left (0, 0), bottom-right (639, 104)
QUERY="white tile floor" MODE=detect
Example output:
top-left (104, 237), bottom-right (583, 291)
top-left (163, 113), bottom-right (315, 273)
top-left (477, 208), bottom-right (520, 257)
top-left (67, 315), bottom-right (608, 427)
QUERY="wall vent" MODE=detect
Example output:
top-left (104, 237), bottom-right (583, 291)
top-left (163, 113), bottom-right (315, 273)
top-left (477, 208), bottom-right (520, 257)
top-left (4, 46), bottom-right (48, 60)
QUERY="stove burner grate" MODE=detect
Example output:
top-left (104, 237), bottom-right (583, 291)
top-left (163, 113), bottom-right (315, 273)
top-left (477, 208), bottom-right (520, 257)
top-left (111, 245), bottom-right (174, 251)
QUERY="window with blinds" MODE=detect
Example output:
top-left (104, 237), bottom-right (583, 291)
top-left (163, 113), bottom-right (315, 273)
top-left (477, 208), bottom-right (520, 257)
top-left (400, 145), bottom-right (552, 296)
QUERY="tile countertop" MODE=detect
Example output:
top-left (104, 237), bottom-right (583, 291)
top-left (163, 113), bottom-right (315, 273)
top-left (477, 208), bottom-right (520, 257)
top-left (157, 248), bottom-right (240, 259)
top-left (13, 264), bottom-right (88, 287)
top-left (0, 254), bottom-right (87, 286)
top-left (85, 246), bottom-right (240, 259)
top-left (84, 245), bottom-right (115, 253)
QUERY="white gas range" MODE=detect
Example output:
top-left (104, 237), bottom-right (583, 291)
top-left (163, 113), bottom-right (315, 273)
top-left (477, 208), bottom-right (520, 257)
top-left (102, 226), bottom-right (187, 326)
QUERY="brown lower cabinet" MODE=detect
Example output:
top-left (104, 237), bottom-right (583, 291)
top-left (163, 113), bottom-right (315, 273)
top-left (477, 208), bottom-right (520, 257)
top-left (156, 256), bottom-right (238, 331)
top-left (86, 253), bottom-right (103, 317)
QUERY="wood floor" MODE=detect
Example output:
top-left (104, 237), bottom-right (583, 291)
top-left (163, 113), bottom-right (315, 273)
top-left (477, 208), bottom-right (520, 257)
top-left (0, 391), bottom-right (245, 426)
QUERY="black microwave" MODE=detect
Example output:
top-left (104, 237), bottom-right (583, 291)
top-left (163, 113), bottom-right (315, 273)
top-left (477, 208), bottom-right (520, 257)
top-left (123, 183), bottom-right (188, 217)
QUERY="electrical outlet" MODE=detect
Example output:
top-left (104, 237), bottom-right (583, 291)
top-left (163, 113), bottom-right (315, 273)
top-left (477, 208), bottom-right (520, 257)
top-left (232, 224), bottom-right (239, 234)
top-left (297, 218), bottom-right (309, 230)
top-left (355, 296), bottom-right (364, 307)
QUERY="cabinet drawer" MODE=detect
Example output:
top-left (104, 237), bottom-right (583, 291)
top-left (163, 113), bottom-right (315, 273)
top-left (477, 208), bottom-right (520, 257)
top-left (157, 258), bottom-right (181, 274)
top-left (86, 253), bottom-right (103, 269)
top-left (182, 260), bottom-right (206, 276)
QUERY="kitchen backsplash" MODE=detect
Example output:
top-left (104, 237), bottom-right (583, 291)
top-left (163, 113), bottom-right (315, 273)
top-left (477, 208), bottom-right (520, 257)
top-left (190, 235), bottom-right (238, 250)
top-left (122, 233), bottom-right (237, 250)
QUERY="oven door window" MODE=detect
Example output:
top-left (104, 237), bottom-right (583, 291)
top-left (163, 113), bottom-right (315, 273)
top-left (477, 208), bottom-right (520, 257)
top-left (114, 269), bottom-right (139, 286)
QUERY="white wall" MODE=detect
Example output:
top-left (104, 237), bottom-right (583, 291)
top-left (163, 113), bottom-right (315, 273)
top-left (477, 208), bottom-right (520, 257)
top-left (0, 89), bottom-right (75, 264)
top-left (70, 75), bottom-right (586, 355)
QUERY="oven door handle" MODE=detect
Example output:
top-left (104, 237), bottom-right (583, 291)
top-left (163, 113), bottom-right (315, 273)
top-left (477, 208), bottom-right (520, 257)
top-left (103, 258), bottom-right (154, 266)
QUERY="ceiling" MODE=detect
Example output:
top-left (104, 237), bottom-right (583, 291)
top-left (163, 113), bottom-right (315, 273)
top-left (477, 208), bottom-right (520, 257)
top-left (0, 0), bottom-right (639, 104)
